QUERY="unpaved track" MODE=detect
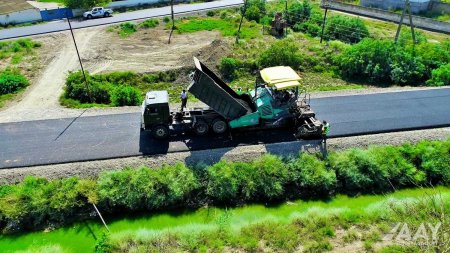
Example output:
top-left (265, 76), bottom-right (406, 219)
top-left (0, 29), bottom-right (98, 122)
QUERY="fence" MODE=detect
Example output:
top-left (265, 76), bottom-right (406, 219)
top-left (40, 8), bottom-right (73, 21)
top-left (321, 0), bottom-right (450, 34)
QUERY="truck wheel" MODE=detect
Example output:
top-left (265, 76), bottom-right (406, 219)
top-left (104, 13), bottom-right (110, 17)
top-left (194, 120), bottom-right (209, 136)
top-left (87, 15), bottom-right (92, 19)
top-left (152, 125), bottom-right (169, 139)
top-left (212, 119), bottom-right (227, 134)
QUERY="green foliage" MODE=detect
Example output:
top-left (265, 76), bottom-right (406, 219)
top-left (329, 145), bottom-right (426, 194)
top-left (163, 16), bottom-right (171, 23)
top-left (63, 0), bottom-right (111, 9)
top-left (0, 69), bottom-right (29, 95)
top-left (426, 63), bottom-right (450, 86)
top-left (117, 22), bottom-right (137, 37)
top-left (63, 70), bottom-right (181, 107)
top-left (324, 15), bottom-right (369, 44)
top-left (286, 0), bottom-right (313, 26)
top-left (111, 85), bottom-right (142, 106)
top-left (175, 17), bottom-right (261, 39)
top-left (244, 0), bottom-right (266, 22)
top-left (293, 20), bottom-right (321, 37)
top-left (288, 153), bottom-right (337, 196)
top-left (139, 19), bottom-right (159, 29)
top-left (339, 39), bottom-right (426, 85)
top-left (258, 39), bottom-right (304, 69)
top-left (0, 140), bottom-right (448, 233)
top-left (0, 38), bottom-right (41, 64)
top-left (220, 57), bottom-right (240, 80)
top-left (98, 164), bottom-right (198, 210)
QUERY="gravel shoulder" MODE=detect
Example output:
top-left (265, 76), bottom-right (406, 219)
top-left (1, 127), bottom-right (448, 184)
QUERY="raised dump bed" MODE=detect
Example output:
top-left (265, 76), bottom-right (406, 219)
top-left (188, 57), bottom-right (254, 120)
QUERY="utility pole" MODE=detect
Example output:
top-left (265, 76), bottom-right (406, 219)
top-left (168, 0), bottom-right (175, 44)
top-left (395, 0), bottom-right (416, 45)
top-left (66, 11), bottom-right (92, 103)
top-left (320, 1), bottom-right (329, 44)
top-left (236, 0), bottom-right (249, 44)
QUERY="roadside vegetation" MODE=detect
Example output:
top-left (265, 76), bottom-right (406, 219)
top-left (0, 138), bottom-right (448, 235)
top-left (0, 39), bottom-right (41, 107)
top-left (107, 18), bottom-right (160, 38)
top-left (60, 69), bottom-right (192, 108)
top-left (64, 0), bottom-right (449, 108)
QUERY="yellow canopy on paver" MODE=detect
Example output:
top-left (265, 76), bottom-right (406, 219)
top-left (259, 66), bottom-right (302, 90)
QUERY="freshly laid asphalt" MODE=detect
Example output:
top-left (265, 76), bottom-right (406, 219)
top-left (1, 88), bottom-right (449, 169)
top-left (0, 0), bottom-right (244, 40)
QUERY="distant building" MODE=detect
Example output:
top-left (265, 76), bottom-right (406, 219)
top-left (0, 0), bottom-right (42, 26)
top-left (361, 0), bottom-right (431, 14)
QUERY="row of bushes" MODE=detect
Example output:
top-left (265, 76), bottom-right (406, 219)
top-left (221, 36), bottom-right (450, 86)
top-left (0, 139), bottom-right (448, 233)
top-left (63, 70), bottom-right (180, 107)
top-left (0, 69), bottom-right (29, 95)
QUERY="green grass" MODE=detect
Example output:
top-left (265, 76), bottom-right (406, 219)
top-left (0, 39), bottom-right (41, 65)
top-left (175, 17), bottom-right (262, 39)
top-left (1, 187), bottom-right (448, 253)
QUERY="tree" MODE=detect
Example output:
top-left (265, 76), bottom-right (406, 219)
top-left (63, 0), bottom-right (111, 9)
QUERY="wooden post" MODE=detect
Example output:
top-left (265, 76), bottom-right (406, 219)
top-left (168, 0), bottom-right (175, 44)
top-left (236, 0), bottom-right (249, 44)
top-left (406, 0), bottom-right (416, 45)
top-left (395, 0), bottom-right (408, 43)
top-left (320, 7), bottom-right (328, 43)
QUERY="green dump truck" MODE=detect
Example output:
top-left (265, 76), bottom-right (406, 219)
top-left (141, 57), bottom-right (323, 139)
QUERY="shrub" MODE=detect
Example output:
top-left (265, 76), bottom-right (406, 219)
top-left (288, 153), bottom-right (337, 197)
top-left (259, 39), bottom-right (304, 69)
top-left (139, 18), bottom-right (159, 29)
top-left (415, 42), bottom-right (450, 79)
top-left (426, 63), bottom-right (450, 86)
top-left (220, 57), bottom-right (240, 80)
top-left (0, 69), bottom-right (29, 95)
top-left (64, 71), bottom-right (110, 104)
top-left (339, 39), bottom-right (426, 85)
top-left (287, 1), bottom-right (312, 26)
top-left (206, 161), bottom-right (245, 202)
top-left (98, 164), bottom-right (198, 210)
top-left (244, 0), bottom-right (266, 22)
top-left (163, 16), bottom-right (171, 23)
top-left (293, 20), bottom-right (321, 37)
top-left (206, 11), bottom-right (215, 17)
top-left (118, 22), bottom-right (137, 37)
top-left (251, 155), bottom-right (289, 200)
top-left (111, 85), bottom-right (141, 106)
top-left (324, 15), bottom-right (369, 44)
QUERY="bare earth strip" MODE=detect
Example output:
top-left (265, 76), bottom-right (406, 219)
top-left (1, 127), bottom-right (448, 184)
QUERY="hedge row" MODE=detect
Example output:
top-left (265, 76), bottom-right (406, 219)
top-left (0, 139), bottom-right (448, 233)
top-left (0, 69), bottom-right (29, 95)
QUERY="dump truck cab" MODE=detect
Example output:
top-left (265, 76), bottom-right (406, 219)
top-left (141, 91), bottom-right (171, 137)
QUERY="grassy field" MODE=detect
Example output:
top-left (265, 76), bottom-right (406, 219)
top-left (1, 187), bottom-right (448, 253)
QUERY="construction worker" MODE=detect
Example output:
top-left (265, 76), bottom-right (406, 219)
top-left (322, 120), bottom-right (330, 144)
top-left (180, 89), bottom-right (188, 111)
top-left (236, 87), bottom-right (243, 95)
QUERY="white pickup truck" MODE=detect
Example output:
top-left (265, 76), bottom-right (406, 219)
top-left (83, 7), bottom-right (113, 19)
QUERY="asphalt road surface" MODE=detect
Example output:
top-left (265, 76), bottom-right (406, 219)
top-left (1, 88), bottom-right (449, 169)
top-left (0, 0), bottom-right (243, 40)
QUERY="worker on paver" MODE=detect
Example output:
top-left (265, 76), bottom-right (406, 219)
top-left (180, 90), bottom-right (188, 111)
top-left (322, 121), bottom-right (330, 144)
top-left (236, 87), bottom-right (242, 95)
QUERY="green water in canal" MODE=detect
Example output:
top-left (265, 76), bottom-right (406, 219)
top-left (1, 187), bottom-right (449, 253)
